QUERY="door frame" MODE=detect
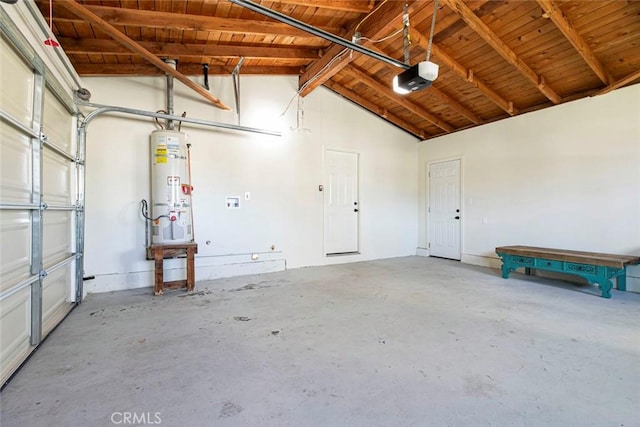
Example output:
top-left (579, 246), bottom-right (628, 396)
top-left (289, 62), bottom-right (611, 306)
top-left (426, 156), bottom-right (464, 260)
top-left (322, 146), bottom-right (361, 257)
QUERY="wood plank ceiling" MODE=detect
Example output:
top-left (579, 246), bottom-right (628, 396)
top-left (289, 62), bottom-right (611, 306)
top-left (35, 0), bottom-right (640, 139)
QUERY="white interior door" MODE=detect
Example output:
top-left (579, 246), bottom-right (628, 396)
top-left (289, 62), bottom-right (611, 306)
top-left (324, 149), bottom-right (359, 255)
top-left (428, 159), bottom-right (461, 260)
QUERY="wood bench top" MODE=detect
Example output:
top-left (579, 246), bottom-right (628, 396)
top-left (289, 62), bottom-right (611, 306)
top-left (495, 245), bottom-right (640, 269)
top-left (149, 242), bottom-right (198, 250)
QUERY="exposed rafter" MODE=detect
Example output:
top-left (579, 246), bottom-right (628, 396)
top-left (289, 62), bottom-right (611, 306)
top-left (410, 29), bottom-right (516, 116)
top-left (58, 38), bottom-right (320, 61)
top-left (51, 4), bottom-right (341, 38)
top-left (33, 0), bottom-right (640, 138)
top-left (324, 80), bottom-right (429, 140)
top-left (536, 0), bottom-right (611, 85)
top-left (596, 68), bottom-right (640, 96)
top-left (346, 67), bottom-right (454, 133)
top-left (272, 0), bottom-right (374, 13)
top-left (72, 64), bottom-right (302, 76)
top-left (441, 0), bottom-right (562, 104)
top-left (57, 0), bottom-right (230, 110)
top-left (298, 1), bottom-right (412, 97)
top-left (428, 85), bottom-right (483, 125)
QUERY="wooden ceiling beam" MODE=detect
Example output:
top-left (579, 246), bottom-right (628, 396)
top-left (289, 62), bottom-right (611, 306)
top-left (269, 0), bottom-right (374, 13)
top-left (346, 67), bottom-right (455, 133)
top-left (72, 63), bottom-right (302, 76)
top-left (58, 1), bottom-right (230, 110)
top-left (441, 0), bottom-right (562, 104)
top-left (51, 4), bottom-right (340, 38)
top-left (324, 80), bottom-right (429, 140)
top-left (596, 68), bottom-right (640, 96)
top-left (428, 85), bottom-right (483, 125)
top-left (298, 1), bottom-right (411, 97)
top-left (536, 0), bottom-right (611, 85)
top-left (59, 38), bottom-right (320, 60)
top-left (410, 29), bottom-right (517, 115)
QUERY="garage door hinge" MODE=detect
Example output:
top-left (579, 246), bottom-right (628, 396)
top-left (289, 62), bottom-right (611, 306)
top-left (39, 270), bottom-right (48, 279)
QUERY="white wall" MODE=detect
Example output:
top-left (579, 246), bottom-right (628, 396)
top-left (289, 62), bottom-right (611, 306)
top-left (82, 75), bottom-right (419, 293)
top-left (418, 84), bottom-right (640, 291)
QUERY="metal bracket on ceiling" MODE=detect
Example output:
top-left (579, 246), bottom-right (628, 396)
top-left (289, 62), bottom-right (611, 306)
top-left (202, 64), bottom-right (209, 90)
top-left (232, 57), bottom-right (246, 76)
top-left (232, 57), bottom-right (245, 126)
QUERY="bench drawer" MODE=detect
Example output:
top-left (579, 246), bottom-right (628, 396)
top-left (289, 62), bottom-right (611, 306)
top-left (510, 255), bottom-right (534, 265)
top-left (566, 262), bottom-right (597, 274)
top-left (535, 259), bottom-right (563, 270)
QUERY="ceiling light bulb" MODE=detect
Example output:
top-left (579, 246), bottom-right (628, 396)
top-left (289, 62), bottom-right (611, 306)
top-left (393, 75), bottom-right (410, 95)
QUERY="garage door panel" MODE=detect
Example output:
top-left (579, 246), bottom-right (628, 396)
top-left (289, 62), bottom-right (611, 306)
top-left (43, 210), bottom-right (72, 268)
top-left (1, 19), bottom-right (80, 386)
top-left (0, 124), bottom-right (32, 204)
top-left (42, 263), bottom-right (73, 337)
top-left (0, 286), bottom-right (32, 385)
top-left (0, 210), bottom-right (32, 292)
top-left (42, 149), bottom-right (73, 206)
top-left (43, 88), bottom-right (74, 155)
top-left (0, 36), bottom-right (35, 128)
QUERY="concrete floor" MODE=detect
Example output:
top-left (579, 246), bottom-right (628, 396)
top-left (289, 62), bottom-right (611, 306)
top-left (1, 256), bottom-right (639, 427)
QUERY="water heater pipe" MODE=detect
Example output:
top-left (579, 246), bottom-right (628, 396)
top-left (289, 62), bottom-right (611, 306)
top-left (186, 143), bottom-right (195, 240)
top-left (164, 59), bottom-right (176, 130)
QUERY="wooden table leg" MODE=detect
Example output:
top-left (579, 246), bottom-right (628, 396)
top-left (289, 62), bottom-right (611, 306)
top-left (154, 249), bottom-right (164, 296)
top-left (186, 246), bottom-right (195, 292)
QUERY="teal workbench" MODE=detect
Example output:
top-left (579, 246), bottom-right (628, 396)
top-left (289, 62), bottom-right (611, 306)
top-left (495, 246), bottom-right (640, 298)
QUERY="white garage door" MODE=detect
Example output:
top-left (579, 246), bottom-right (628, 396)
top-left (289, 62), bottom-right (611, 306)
top-left (0, 24), bottom-right (80, 386)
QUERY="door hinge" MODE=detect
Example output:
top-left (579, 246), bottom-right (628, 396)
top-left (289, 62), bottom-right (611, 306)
top-left (428, 242), bottom-right (431, 249)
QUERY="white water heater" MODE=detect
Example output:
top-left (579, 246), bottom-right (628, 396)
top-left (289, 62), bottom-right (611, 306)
top-left (150, 130), bottom-right (193, 244)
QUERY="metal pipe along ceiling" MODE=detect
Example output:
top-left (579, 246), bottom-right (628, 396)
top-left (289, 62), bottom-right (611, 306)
top-left (229, 0), bottom-right (411, 71)
top-left (77, 100), bottom-right (282, 136)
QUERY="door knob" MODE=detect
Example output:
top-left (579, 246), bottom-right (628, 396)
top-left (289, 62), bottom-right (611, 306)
top-left (454, 216), bottom-right (460, 219)
top-left (354, 209), bottom-right (359, 212)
